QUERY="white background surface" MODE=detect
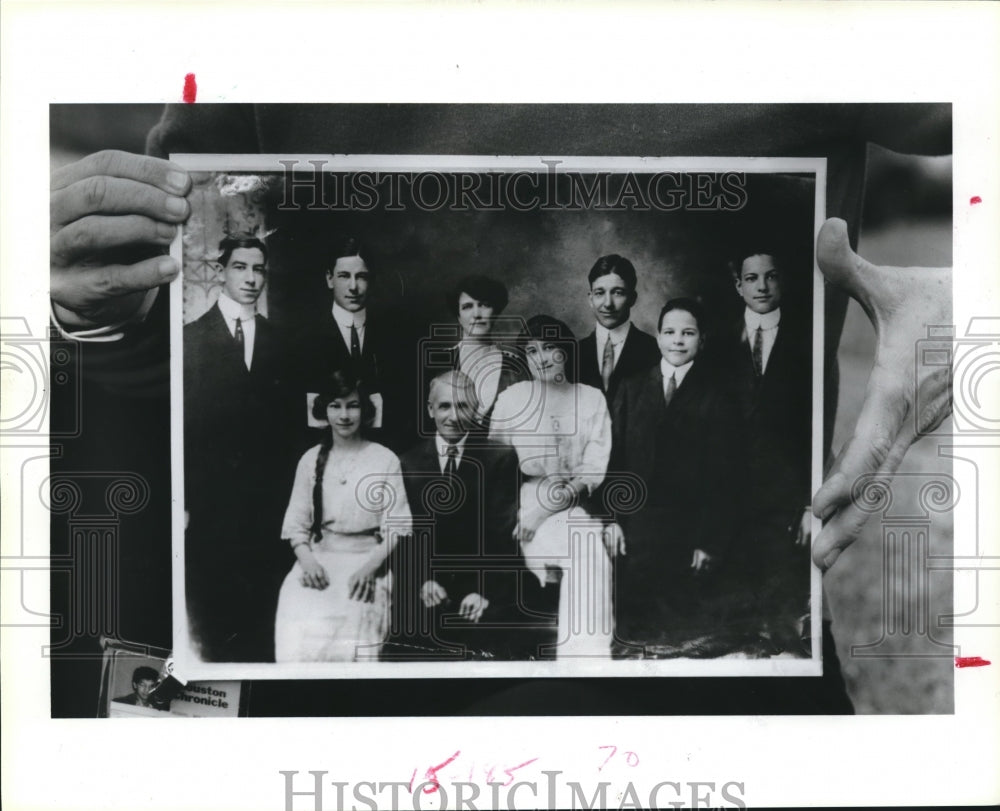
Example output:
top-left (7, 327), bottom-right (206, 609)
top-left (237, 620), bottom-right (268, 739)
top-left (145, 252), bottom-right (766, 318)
top-left (2, 2), bottom-right (998, 808)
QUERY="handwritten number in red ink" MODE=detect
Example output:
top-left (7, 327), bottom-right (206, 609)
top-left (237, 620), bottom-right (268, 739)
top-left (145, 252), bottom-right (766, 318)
top-left (598, 745), bottom-right (639, 770)
top-left (485, 765), bottom-right (497, 785)
top-left (422, 750), bottom-right (461, 794)
top-left (597, 745), bottom-right (617, 771)
top-left (502, 757), bottom-right (539, 787)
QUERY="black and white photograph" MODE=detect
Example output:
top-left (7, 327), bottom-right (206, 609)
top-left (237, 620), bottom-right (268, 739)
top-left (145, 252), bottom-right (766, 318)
top-left (106, 657), bottom-right (172, 716)
top-left (171, 155), bottom-right (824, 679)
top-left (100, 642), bottom-right (247, 718)
top-left (4, 2), bottom-right (998, 808)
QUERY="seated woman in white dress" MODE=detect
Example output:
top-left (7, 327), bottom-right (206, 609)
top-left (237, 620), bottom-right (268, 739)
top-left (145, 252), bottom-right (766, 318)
top-left (488, 315), bottom-right (614, 659)
top-left (275, 371), bottom-right (411, 663)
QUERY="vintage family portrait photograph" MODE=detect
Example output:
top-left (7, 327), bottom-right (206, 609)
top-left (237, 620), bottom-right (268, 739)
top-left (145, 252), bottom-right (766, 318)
top-left (171, 154), bottom-right (825, 680)
top-left (5, 0), bottom-right (998, 806)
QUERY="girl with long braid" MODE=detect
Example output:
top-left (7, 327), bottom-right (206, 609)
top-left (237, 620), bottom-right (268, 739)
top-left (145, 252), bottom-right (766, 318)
top-left (274, 370), bottom-right (411, 662)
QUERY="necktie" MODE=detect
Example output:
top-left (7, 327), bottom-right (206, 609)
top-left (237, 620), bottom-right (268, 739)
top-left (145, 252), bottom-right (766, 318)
top-left (601, 334), bottom-right (615, 391)
top-left (752, 325), bottom-right (764, 377)
top-left (350, 323), bottom-right (362, 363)
top-left (444, 444), bottom-right (458, 476)
top-left (234, 317), bottom-right (244, 347)
top-left (663, 371), bottom-right (677, 409)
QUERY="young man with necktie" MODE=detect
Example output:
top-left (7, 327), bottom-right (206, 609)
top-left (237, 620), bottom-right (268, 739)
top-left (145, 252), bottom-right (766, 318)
top-left (293, 237), bottom-right (418, 454)
top-left (578, 254), bottom-right (660, 405)
top-left (724, 251), bottom-right (813, 650)
top-left (183, 235), bottom-right (297, 662)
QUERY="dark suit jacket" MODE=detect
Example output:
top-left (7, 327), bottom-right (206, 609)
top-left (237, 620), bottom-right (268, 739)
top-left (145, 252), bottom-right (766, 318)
top-left (579, 324), bottom-right (660, 404)
top-left (184, 305), bottom-right (297, 542)
top-left (610, 360), bottom-right (742, 569)
top-left (398, 438), bottom-right (521, 606)
top-left (717, 311), bottom-right (812, 526)
top-left (292, 308), bottom-right (419, 453)
top-left (183, 304), bottom-right (297, 658)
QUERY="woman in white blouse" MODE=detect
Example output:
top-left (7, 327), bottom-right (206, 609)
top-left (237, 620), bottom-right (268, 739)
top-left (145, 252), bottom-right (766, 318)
top-left (274, 371), bottom-right (411, 663)
top-left (489, 315), bottom-right (614, 659)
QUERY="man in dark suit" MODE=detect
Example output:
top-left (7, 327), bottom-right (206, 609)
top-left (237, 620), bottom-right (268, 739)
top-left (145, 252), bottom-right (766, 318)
top-left (390, 371), bottom-right (533, 660)
top-left (723, 252), bottom-right (813, 647)
top-left (293, 237), bottom-right (417, 453)
top-left (184, 236), bottom-right (296, 663)
top-left (578, 254), bottom-right (661, 404)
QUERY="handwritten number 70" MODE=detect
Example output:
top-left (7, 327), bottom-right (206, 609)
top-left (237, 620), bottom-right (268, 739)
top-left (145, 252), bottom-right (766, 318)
top-left (597, 745), bottom-right (639, 771)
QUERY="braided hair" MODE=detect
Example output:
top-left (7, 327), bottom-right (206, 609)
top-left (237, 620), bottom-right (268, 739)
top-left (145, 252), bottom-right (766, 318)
top-left (310, 434), bottom-right (335, 543)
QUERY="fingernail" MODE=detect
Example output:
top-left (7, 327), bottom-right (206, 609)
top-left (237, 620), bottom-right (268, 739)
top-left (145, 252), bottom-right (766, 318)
top-left (158, 257), bottom-right (178, 280)
top-left (822, 549), bottom-right (842, 570)
top-left (157, 222), bottom-right (177, 241)
top-left (165, 196), bottom-right (188, 217)
top-left (166, 170), bottom-right (188, 193)
top-left (817, 502), bottom-right (836, 521)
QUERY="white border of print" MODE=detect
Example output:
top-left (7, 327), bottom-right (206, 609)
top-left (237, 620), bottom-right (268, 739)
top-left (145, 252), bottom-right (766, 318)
top-left (169, 153), bottom-right (825, 681)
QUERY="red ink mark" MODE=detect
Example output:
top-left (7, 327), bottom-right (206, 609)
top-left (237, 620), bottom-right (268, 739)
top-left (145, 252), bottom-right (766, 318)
top-left (502, 757), bottom-right (539, 787)
top-left (183, 73), bottom-right (197, 104)
top-left (955, 656), bottom-right (991, 668)
top-left (485, 765), bottom-right (497, 785)
top-left (970, 196), bottom-right (982, 205)
top-left (408, 768), bottom-right (417, 794)
top-left (422, 750), bottom-right (461, 793)
top-left (597, 744), bottom-right (617, 771)
top-left (625, 751), bottom-right (640, 767)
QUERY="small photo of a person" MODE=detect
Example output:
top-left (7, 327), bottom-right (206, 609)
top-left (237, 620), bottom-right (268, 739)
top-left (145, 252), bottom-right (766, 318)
top-left (113, 666), bottom-right (168, 711)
